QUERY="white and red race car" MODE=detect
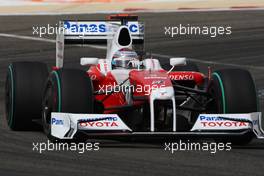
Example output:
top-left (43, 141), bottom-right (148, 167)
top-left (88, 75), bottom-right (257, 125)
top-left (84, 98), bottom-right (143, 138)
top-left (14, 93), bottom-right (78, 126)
top-left (5, 14), bottom-right (264, 144)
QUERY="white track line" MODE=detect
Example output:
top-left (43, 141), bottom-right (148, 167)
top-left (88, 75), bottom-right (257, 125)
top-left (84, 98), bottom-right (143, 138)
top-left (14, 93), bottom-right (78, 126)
top-left (0, 33), bottom-right (106, 50)
top-left (0, 32), bottom-right (263, 70)
top-left (0, 33), bottom-right (55, 43)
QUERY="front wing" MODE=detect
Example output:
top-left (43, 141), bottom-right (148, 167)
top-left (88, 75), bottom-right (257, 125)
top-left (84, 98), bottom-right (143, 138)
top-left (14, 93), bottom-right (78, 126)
top-left (51, 112), bottom-right (264, 140)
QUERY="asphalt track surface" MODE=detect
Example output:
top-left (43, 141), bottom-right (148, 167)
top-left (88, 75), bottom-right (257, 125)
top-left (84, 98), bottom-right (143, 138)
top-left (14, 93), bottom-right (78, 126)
top-left (0, 11), bottom-right (264, 176)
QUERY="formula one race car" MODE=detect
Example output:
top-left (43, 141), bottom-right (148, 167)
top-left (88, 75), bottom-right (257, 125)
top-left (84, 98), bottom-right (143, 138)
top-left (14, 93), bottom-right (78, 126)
top-left (5, 14), bottom-right (264, 145)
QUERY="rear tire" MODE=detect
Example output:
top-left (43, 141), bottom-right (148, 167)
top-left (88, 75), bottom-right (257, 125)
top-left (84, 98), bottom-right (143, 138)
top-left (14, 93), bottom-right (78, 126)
top-left (208, 69), bottom-right (257, 145)
top-left (42, 69), bottom-right (94, 141)
top-left (5, 62), bottom-right (48, 130)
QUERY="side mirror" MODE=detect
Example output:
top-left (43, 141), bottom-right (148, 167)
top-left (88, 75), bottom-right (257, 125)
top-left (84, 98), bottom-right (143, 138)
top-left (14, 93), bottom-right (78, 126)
top-left (80, 57), bottom-right (98, 66)
top-left (170, 57), bottom-right (187, 67)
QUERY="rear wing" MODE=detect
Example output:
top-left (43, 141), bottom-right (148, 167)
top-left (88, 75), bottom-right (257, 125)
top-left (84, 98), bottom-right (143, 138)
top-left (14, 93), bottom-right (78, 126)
top-left (56, 19), bottom-right (144, 67)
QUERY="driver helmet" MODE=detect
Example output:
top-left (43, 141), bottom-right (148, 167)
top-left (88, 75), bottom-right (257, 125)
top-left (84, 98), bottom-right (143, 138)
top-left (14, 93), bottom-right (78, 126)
top-left (112, 48), bottom-right (138, 69)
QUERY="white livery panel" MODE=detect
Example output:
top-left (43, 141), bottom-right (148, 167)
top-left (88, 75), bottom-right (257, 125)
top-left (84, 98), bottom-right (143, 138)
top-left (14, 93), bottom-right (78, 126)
top-left (51, 113), bottom-right (132, 139)
top-left (191, 112), bottom-right (264, 139)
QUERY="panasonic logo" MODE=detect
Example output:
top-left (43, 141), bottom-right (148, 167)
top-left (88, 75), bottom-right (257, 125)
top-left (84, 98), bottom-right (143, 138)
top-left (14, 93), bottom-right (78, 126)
top-left (51, 118), bottom-right (64, 125)
top-left (64, 21), bottom-right (106, 33)
top-left (199, 116), bottom-right (225, 121)
top-left (64, 21), bottom-right (139, 33)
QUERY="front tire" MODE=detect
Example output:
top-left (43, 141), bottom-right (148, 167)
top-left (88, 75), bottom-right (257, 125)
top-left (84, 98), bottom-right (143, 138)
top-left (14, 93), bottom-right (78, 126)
top-left (209, 69), bottom-right (257, 113)
top-left (5, 62), bottom-right (48, 130)
top-left (42, 69), bottom-right (94, 141)
top-left (208, 69), bottom-right (258, 145)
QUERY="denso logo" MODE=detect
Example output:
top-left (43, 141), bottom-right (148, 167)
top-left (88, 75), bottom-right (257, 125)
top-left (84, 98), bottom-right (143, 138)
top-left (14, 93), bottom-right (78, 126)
top-left (169, 74), bottom-right (194, 81)
top-left (51, 118), bottom-right (63, 125)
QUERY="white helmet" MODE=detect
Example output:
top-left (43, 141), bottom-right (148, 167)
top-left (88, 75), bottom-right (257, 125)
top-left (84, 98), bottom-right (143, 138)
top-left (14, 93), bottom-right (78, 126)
top-left (112, 49), bottom-right (138, 69)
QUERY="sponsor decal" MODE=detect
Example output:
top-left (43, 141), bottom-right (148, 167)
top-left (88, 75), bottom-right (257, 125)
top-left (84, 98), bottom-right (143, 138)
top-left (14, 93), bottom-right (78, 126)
top-left (199, 115), bottom-right (248, 127)
top-left (196, 115), bottom-right (251, 128)
top-left (79, 121), bottom-right (119, 128)
top-left (152, 80), bottom-right (165, 85)
top-left (199, 115), bottom-right (225, 121)
top-left (191, 113), bottom-right (264, 134)
top-left (200, 121), bottom-right (247, 127)
top-left (169, 74), bottom-right (194, 81)
top-left (78, 117), bottom-right (119, 128)
top-left (253, 120), bottom-right (258, 125)
top-left (64, 21), bottom-right (139, 34)
top-left (144, 76), bottom-right (167, 80)
top-left (64, 21), bottom-right (106, 33)
top-left (51, 118), bottom-right (63, 125)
